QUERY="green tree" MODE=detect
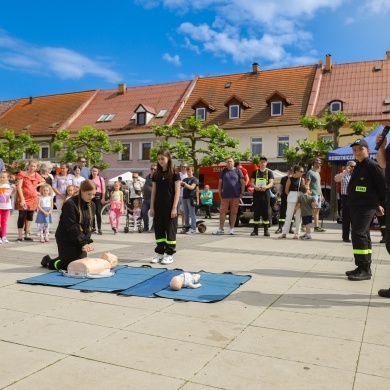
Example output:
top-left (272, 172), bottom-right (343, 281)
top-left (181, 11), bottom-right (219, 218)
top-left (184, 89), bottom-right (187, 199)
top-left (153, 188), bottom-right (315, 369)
top-left (282, 138), bottom-right (333, 168)
top-left (150, 116), bottom-right (254, 177)
top-left (0, 129), bottom-right (40, 172)
top-left (51, 126), bottom-right (125, 171)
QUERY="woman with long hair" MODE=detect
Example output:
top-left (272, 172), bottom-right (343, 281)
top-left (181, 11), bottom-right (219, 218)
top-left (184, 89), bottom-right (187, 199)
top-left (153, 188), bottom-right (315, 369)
top-left (15, 159), bottom-right (45, 241)
top-left (89, 166), bottom-right (106, 234)
top-left (41, 180), bottom-right (96, 270)
top-left (279, 165), bottom-right (305, 239)
top-left (150, 148), bottom-right (181, 265)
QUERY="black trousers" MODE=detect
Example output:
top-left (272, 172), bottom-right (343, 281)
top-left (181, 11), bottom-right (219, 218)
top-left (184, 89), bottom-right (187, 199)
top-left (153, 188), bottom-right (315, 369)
top-left (47, 238), bottom-right (87, 270)
top-left (92, 198), bottom-right (103, 230)
top-left (350, 204), bottom-right (376, 271)
top-left (253, 193), bottom-right (270, 226)
top-left (341, 195), bottom-right (351, 241)
top-left (278, 195), bottom-right (287, 223)
top-left (153, 207), bottom-right (178, 255)
top-left (385, 187), bottom-right (390, 255)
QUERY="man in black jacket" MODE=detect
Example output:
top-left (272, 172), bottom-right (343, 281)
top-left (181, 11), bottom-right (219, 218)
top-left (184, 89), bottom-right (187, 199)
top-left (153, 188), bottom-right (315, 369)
top-left (346, 139), bottom-right (386, 281)
top-left (376, 131), bottom-right (390, 296)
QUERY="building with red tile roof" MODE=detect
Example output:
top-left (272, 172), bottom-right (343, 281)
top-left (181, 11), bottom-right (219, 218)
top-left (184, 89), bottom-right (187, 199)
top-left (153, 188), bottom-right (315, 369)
top-left (0, 100), bottom-right (19, 116)
top-left (66, 80), bottom-right (196, 178)
top-left (174, 63), bottom-right (319, 170)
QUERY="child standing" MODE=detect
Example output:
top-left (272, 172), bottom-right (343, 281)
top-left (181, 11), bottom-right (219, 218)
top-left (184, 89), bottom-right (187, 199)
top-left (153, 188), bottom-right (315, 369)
top-left (109, 181), bottom-right (124, 234)
top-left (150, 148), bottom-right (181, 265)
top-left (0, 172), bottom-right (14, 244)
top-left (65, 185), bottom-right (76, 202)
top-left (296, 185), bottom-right (318, 240)
top-left (200, 184), bottom-right (213, 218)
top-left (36, 184), bottom-right (54, 243)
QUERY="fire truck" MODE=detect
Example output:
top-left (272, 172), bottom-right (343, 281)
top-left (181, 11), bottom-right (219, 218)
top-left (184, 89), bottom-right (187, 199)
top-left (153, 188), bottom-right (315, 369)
top-left (198, 163), bottom-right (280, 226)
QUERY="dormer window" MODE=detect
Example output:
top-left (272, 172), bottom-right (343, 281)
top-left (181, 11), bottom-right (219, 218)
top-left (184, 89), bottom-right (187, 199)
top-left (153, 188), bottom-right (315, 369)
top-left (137, 112), bottom-right (146, 125)
top-left (224, 95), bottom-right (251, 120)
top-left (271, 102), bottom-right (283, 116)
top-left (266, 91), bottom-right (292, 117)
top-left (329, 101), bottom-right (342, 113)
top-left (196, 107), bottom-right (206, 121)
top-left (229, 105), bottom-right (240, 119)
top-left (134, 104), bottom-right (156, 125)
top-left (192, 98), bottom-right (216, 122)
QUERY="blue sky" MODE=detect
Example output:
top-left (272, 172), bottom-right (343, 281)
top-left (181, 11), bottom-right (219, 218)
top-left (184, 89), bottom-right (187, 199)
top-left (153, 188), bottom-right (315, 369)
top-left (1, 0), bottom-right (390, 101)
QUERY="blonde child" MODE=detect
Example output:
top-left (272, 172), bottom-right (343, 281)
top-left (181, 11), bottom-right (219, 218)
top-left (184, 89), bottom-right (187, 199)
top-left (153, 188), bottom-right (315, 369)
top-left (295, 185), bottom-right (318, 240)
top-left (65, 185), bottom-right (76, 201)
top-left (35, 184), bottom-right (54, 243)
top-left (109, 181), bottom-right (124, 234)
top-left (131, 198), bottom-right (141, 231)
top-left (0, 172), bottom-right (14, 244)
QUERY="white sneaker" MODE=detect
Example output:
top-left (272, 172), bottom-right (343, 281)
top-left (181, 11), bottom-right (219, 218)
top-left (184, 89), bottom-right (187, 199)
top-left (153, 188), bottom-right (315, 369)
top-left (161, 255), bottom-right (174, 265)
top-left (150, 254), bottom-right (164, 264)
top-left (229, 228), bottom-right (235, 235)
top-left (212, 228), bottom-right (225, 235)
top-left (186, 229), bottom-right (196, 234)
top-left (2, 237), bottom-right (8, 243)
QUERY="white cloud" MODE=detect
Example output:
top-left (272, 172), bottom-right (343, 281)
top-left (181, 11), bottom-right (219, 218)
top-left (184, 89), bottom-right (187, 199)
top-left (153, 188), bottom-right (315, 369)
top-left (359, 0), bottom-right (390, 14)
top-left (0, 30), bottom-right (121, 83)
top-left (162, 53), bottom-right (182, 66)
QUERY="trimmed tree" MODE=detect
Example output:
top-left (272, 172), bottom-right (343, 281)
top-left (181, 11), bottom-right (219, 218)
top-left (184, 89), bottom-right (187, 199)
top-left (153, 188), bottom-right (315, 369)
top-left (51, 126), bottom-right (125, 170)
top-left (0, 129), bottom-right (40, 172)
top-left (150, 116), bottom-right (254, 177)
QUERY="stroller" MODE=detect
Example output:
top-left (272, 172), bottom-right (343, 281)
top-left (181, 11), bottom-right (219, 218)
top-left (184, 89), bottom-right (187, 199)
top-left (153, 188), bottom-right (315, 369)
top-left (124, 196), bottom-right (144, 233)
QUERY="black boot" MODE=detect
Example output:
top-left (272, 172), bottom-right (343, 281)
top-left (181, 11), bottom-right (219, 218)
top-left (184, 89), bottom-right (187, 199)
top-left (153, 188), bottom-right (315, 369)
top-left (251, 225), bottom-right (259, 236)
top-left (275, 222), bottom-right (283, 234)
top-left (289, 223), bottom-right (294, 234)
top-left (264, 225), bottom-right (270, 237)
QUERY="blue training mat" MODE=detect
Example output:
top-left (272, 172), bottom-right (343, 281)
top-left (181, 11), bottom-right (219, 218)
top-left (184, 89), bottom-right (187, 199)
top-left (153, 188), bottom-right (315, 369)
top-left (68, 266), bottom-right (166, 292)
top-left (118, 269), bottom-right (184, 297)
top-left (154, 271), bottom-right (251, 303)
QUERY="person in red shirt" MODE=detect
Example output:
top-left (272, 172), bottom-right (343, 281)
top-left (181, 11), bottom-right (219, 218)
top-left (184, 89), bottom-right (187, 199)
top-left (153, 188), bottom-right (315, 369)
top-left (234, 161), bottom-right (249, 190)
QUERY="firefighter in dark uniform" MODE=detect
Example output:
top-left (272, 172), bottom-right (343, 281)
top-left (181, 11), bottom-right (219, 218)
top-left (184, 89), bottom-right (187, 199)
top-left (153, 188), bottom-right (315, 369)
top-left (346, 139), bottom-right (386, 281)
top-left (376, 128), bottom-right (390, 297)
top-left (250, 157), bottom-right (274, 237)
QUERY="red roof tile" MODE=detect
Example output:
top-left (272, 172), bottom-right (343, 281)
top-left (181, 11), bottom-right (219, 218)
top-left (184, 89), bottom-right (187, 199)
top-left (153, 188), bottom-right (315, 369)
top-left (175, 65), bottom-right (318, 129)
top-left (67, 81), bottom-right (194, 135)
top-left (0, 100), bottom-right (19, 117)
top-left (0, 91), bottom-right (97, 136)
top-left (312, 58), bottom-right (390, 122)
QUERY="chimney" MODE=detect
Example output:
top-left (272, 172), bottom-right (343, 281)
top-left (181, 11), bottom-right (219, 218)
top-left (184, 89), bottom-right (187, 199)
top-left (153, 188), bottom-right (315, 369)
top-left (29, 96), bottom-right (33, 104)
top-left (386, 51), bottom-right (390, 60)
top-left (117, 83), bottom-right (126, 94)
top-left (252, 63), bottom-right (260, 73)
top-left (325, 54), bottom-right (332, 72)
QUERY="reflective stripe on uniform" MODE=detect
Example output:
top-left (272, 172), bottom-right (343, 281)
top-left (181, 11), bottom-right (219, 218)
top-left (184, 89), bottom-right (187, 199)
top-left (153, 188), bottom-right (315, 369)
top-left (54, 260), bottom-right (61, 270)
top-left (353, 249), bottom-right (371, 255)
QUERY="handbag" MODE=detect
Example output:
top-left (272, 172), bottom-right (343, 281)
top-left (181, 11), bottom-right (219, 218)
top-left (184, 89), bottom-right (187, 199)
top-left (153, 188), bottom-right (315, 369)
top-left (94, 192), bottom-right (102, 200)
top-left (133, 183), bottom-right (142, 196)
top-left (190, 197), bottom-right (197, 207)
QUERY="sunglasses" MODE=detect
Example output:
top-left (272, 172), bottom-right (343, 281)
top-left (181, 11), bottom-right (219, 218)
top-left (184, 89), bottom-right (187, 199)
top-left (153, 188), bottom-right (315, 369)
top-left (150, 168), bottom-right (156, 171)
top-left (79, 160), bottom-right (86, 163)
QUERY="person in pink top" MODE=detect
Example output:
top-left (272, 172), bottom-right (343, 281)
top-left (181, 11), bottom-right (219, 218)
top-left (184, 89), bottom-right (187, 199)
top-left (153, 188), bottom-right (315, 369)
top-left (89, 166), bottom-right (106, 234)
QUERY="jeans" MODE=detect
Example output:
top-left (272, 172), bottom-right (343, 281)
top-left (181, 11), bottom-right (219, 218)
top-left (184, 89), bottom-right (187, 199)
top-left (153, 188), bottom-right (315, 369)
top-left (183, 198), bottom-right (196, 230)
top-left (141, 199), bottom-right (152, 231)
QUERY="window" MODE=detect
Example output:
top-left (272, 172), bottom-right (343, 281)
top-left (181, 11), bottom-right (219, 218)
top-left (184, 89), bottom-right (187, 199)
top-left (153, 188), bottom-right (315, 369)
top-left (97, 113), bottom-right (116, 122)
top-left (119, 143), bottom-right (131, 161)
top-left (40, 144), bottom-right (50, 159)
top-left (271, 102), bottom-right (283, 116)
top-left (196, 107), bottom-right (206, 121)
top-left (329, 101), bottom-right (342, 113)
top-left (156, 109), bottom-right (168, 118)
top-left (140, 142), bottom-right (151, 160)
top-left (277, 136), bottom-right (289, 157)
top-left (251, 137), bottom-right (262, 156)
top-left (229, 105), bottom-right (240, 119)
top-left (137, 112), bottom-right (146, 125)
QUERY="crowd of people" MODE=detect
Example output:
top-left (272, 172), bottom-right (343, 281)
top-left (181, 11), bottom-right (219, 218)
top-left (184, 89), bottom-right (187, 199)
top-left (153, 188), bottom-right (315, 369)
top-left (1, 140), bottom-right (390, 297)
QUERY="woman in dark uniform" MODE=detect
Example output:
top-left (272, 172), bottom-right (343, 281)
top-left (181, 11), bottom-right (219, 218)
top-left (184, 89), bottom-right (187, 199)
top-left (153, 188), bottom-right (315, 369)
top-left (41, 180), bottom-right (96, 270)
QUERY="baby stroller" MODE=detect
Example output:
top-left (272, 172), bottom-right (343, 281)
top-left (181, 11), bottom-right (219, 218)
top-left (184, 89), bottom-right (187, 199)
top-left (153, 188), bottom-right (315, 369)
top-left (124, 196), bottom-right (144, 233)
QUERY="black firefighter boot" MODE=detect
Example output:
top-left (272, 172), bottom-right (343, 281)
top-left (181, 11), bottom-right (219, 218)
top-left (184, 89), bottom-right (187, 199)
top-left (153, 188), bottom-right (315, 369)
top-left (264, 224), bottom-right (270, 237)
top-left (275, 221), bottom-right (283, 234)
top-left (250, 225), bottom-right (259, 236)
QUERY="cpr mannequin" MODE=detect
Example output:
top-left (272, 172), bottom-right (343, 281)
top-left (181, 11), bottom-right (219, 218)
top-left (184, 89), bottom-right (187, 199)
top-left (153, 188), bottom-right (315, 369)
top-left (61, 252), bottom-right (118, 278)
top-left (169, 272), bottom-right (202, 290)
